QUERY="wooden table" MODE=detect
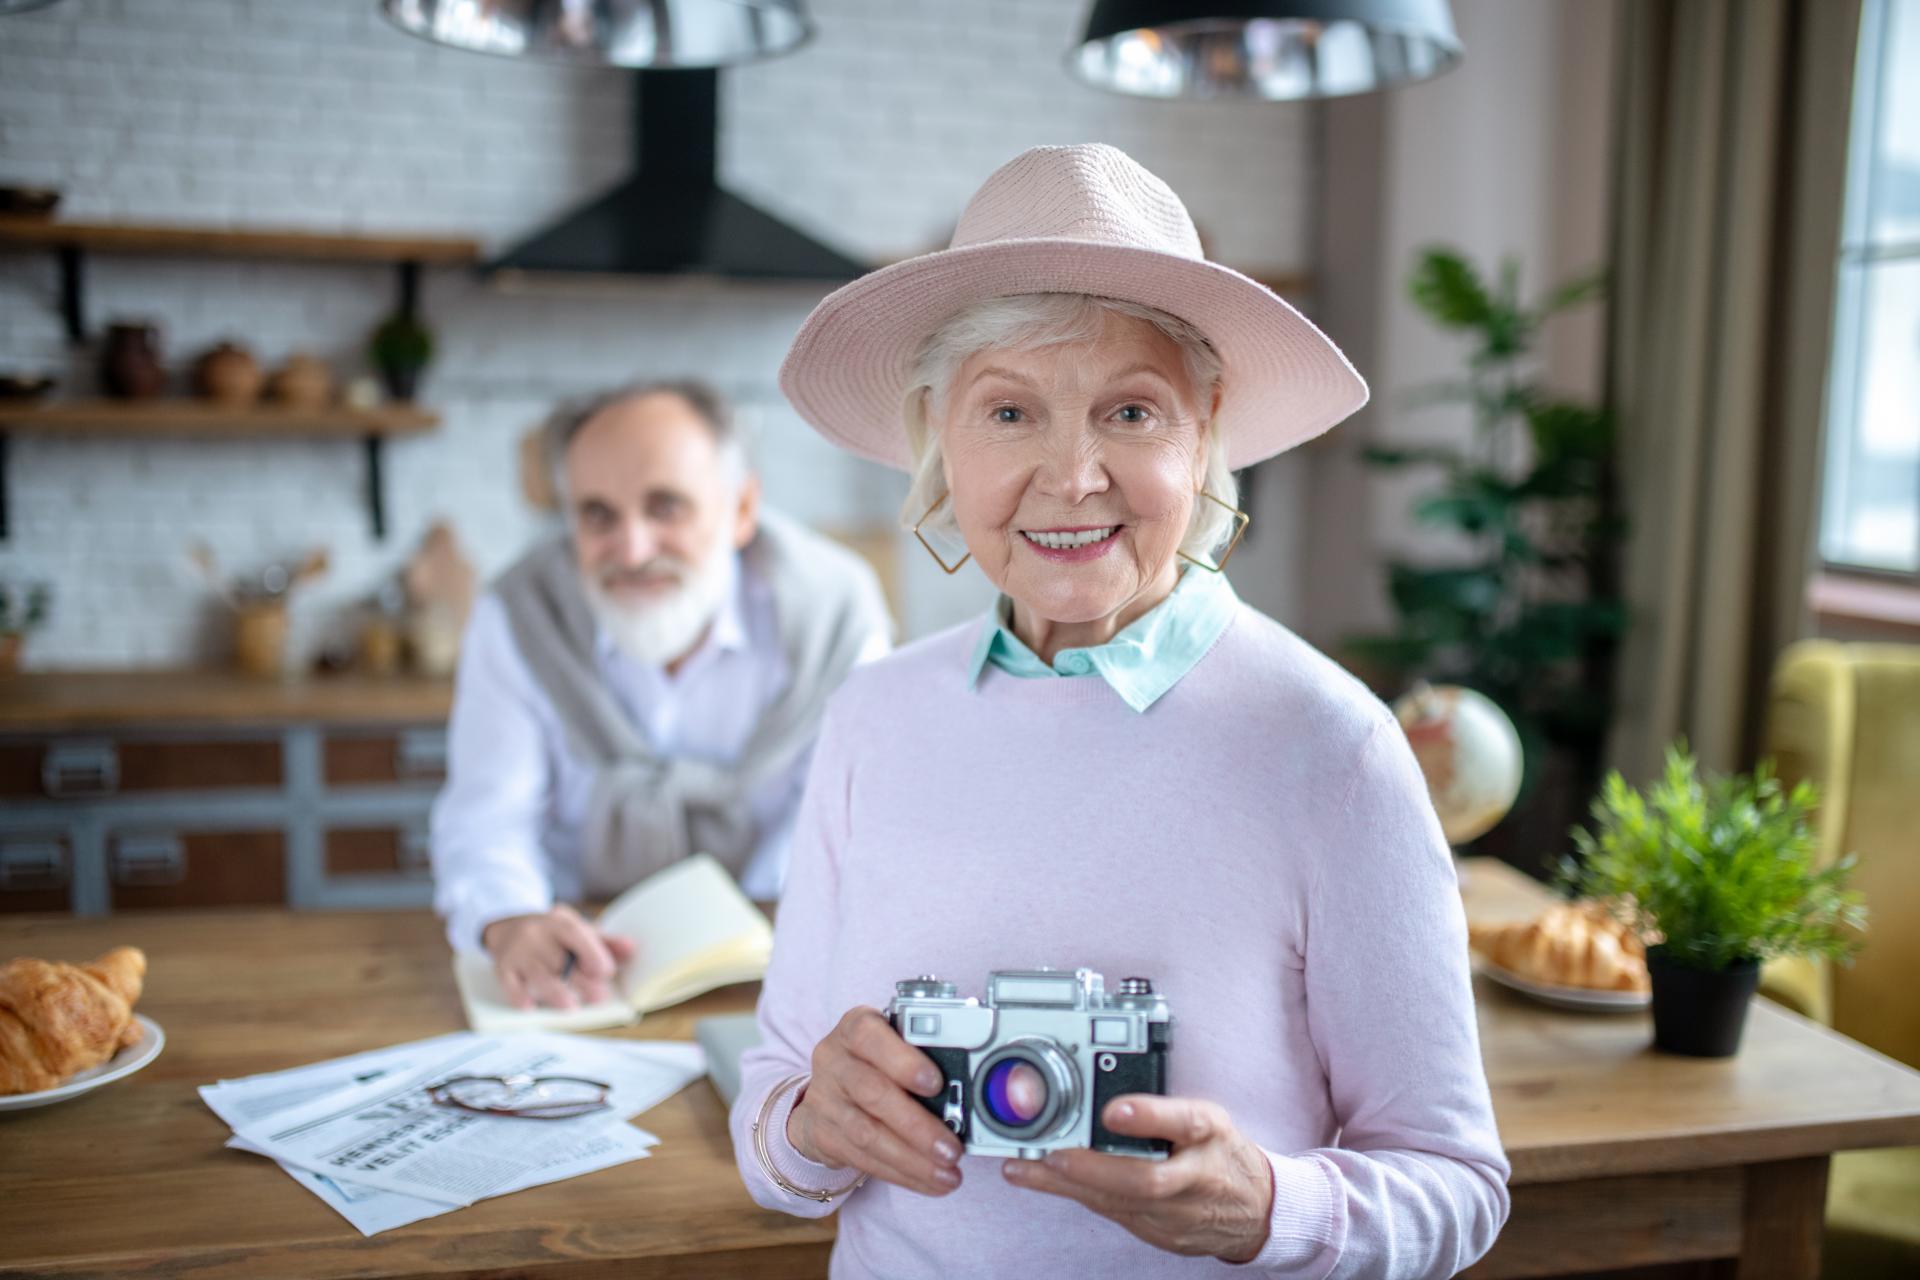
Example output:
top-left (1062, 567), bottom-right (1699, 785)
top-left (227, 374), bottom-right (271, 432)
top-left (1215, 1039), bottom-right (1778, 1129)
top-left (4, 860), bottom-right (1918, 1278)
top-left (1460, 859), bottom-right (1920, 1278)
top-left (0, 911), bottom-right (833, 1279)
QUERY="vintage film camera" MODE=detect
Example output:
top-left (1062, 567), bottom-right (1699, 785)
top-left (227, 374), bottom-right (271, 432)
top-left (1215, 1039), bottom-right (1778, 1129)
top-left (888, 968), bottom-right (1172, 1160)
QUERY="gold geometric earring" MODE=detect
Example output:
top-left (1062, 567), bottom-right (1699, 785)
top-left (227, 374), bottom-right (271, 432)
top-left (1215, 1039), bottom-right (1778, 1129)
top-left (1176, 490), bottom-right (1251, 573)
top-left (913, 494), bottom-right (971, 574)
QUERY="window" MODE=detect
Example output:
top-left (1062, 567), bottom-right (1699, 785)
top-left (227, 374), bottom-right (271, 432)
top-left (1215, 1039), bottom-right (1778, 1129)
top-left (1820, 0), bottom-right (1920, 576)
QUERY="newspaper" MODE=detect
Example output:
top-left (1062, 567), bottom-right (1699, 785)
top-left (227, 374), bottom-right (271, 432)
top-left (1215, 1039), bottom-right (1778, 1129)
top-left (201, 1033), bottom-right (706, 1235)
top-left (201, 1034), bottom-right (472, 1129)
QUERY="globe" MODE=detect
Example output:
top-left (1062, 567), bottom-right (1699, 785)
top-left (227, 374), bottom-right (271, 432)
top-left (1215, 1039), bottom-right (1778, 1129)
top-left (1390, 683), bottom-right (1525, 845)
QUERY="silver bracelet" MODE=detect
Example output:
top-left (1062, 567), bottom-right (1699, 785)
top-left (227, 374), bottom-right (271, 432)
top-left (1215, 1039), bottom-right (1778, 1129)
top-left (750, 1073), bottom-right (869, 1204)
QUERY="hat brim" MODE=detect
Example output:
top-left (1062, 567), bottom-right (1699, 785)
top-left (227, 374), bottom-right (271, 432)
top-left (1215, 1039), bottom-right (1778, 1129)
top-left (779, 237), bottom-right (1369, 472)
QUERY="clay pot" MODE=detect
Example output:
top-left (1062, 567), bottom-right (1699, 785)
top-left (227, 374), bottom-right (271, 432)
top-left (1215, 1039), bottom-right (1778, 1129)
top-left (233, 600), bottom-right (289, 679)
top-left (194, 342), bottom-right (264, 407)
top-left (357, 616), bottom-right (402, 677)
top-left (268, 353), bottom-right (334, 409)
top-left (102, 322), bottom-right (166, 400)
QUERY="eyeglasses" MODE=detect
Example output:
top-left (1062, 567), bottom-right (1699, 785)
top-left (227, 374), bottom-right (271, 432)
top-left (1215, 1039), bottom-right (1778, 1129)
top-left (427, 1074), bottom-right (612, 1120)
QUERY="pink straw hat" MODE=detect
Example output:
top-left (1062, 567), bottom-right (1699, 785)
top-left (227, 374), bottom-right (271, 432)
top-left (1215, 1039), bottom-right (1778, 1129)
top-left (779, 143), bottom-right (1368, 472)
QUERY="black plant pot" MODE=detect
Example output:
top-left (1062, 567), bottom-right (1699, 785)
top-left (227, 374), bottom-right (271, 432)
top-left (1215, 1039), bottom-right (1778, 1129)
top-left (1646, 946), bottom-right (1761, 1057)
top-left (378, 363), bottom-right (421, 403)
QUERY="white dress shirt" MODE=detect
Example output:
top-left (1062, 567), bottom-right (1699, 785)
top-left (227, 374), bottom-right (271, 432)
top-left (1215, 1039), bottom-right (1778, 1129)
top-left (430, 550), bottom-right (887, 955)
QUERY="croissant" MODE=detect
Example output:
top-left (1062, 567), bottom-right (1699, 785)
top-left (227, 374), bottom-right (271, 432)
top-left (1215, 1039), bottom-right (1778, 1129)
top-left (0, 947), bottom-right (147, 1094)
top-left (1470, 902), bottom-right (1649, 993)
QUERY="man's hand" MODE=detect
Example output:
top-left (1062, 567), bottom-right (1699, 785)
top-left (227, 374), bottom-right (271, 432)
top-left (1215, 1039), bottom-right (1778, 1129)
top-left (481, 905), bottom-right (637, 1010)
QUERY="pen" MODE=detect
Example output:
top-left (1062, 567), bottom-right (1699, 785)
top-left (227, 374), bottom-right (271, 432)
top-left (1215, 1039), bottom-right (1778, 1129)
top-left (560, 950), bottom-right (578, 982)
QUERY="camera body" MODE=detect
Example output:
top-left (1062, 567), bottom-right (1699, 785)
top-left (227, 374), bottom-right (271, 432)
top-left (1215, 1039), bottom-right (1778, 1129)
top-left (887, 968), bottom-right (1172, 1161)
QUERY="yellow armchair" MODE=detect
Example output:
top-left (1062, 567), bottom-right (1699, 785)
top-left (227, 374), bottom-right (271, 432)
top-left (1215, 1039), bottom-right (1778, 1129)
top-left (1762, 640), bottom-right (1920, 1276)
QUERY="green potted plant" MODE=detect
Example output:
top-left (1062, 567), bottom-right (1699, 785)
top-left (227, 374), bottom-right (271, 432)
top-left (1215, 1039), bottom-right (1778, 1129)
top-left (368, 312), bottom-right (435, 402)
top-left (1557, 745), bottom-right (1866, 1057)
top-left (0, 579), bottom-right (51, 676)
top-left (1346, 248), bottom-right (1626, 871)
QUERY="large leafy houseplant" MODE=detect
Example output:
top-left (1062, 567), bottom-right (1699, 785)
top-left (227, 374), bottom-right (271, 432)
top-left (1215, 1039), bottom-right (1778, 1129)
top-left (1556, 745), bottom-right (1865, 1055)
top-left (1347, 249), bottom-right (1626, 857)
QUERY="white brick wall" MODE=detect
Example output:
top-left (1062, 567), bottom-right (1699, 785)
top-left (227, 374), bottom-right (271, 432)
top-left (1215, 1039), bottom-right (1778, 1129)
top-left (0, 0), bottom-right (1315, 668)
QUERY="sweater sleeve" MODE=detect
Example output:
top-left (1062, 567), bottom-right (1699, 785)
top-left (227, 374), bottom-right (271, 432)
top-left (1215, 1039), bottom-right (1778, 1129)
top-left (1243, 717), bottom-right (1511, 1278)
top-left (728, 699), bottom-right (866, 1216)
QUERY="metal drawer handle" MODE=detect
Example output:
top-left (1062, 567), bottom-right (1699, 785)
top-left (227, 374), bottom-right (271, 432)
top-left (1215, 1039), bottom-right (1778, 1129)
top-left (112, 833), bottom-right (187, 886)
top-left (399, 827), bottom-right (433, 873)
top-left (0, 839), bottom-right (69, 889)
top-left (43, 741), bottom-right (120, 798)
top-left (396, 729), bottom-right (448, 777)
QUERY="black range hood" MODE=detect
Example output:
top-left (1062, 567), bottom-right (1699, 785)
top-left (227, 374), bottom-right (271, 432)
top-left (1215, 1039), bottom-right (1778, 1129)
top-left (485, 69), bottom-right (866, 285)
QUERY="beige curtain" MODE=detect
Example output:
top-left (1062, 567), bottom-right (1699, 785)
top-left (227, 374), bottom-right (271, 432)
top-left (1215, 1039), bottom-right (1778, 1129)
top-left (1604, 0), bottom-right (1863, 782)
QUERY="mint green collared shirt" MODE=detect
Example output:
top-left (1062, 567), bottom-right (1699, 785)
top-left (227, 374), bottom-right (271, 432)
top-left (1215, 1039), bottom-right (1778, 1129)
top-left (964, 566), bottom-right (1238, 713)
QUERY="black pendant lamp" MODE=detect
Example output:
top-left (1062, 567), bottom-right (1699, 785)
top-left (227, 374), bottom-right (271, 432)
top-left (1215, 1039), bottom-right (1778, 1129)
top-left (1070, 0), bottom-right (1462, 100)
top-left (380, 0), bottom-right (812, 68)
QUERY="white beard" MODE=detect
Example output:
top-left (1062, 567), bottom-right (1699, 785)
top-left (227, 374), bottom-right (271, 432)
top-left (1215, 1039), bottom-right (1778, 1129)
top-left (583, 536), bottom-right (735, 669)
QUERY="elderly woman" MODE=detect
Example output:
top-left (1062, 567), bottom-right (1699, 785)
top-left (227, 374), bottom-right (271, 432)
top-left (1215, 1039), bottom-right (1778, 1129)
top-left (729, 144), bottom-right (1509, 1278)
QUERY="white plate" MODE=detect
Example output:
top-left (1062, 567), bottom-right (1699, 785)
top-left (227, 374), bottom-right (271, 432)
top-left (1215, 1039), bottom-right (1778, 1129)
top-left (1473, 957), bottom-right (1651, 1012)
top-left (0, 1014), bottom-right (165, 1111)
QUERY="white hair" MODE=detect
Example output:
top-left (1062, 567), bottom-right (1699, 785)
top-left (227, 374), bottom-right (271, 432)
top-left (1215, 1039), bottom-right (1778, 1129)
top-left (543, 378), bottom-right (750, 508)
top-left (900, 294), bottom-right (1239, 565)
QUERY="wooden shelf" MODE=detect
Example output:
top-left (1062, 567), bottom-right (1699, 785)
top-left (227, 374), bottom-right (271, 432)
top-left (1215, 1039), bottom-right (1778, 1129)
top-left (0, 219), bottom-right (473, 544)
top-left (0, 217), bottom-right (480, 265)
top-left (0, 399), bottom-right (439, 437)
top-left (0, 669), bottom-right (453, 732)
top-left (0, 216), bottom-right (477, 358)
top-left (0, 400), bottom-right (438, 539)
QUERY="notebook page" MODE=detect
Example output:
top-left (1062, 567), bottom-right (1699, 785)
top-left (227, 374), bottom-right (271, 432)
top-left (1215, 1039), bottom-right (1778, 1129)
top-left (450, 954), bottom-right (635, 1033)
top-left (596, 854), bottom-right (771, 1005)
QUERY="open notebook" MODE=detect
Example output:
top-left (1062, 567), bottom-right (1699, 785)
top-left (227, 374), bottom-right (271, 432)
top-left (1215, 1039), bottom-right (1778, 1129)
top-left (452, 853), bottom-right (773, 1033)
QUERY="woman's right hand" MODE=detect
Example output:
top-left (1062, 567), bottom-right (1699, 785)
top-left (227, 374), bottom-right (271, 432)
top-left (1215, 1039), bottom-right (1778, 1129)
top-left (787, 1006), bottom-right (965, 1197)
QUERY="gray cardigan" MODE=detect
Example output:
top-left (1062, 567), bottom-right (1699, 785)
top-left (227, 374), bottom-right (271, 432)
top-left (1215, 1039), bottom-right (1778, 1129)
top-left (494, 508), bottom-right (890, 896)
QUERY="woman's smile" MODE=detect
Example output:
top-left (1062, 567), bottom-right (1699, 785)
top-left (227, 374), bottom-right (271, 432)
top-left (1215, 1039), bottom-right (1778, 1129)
top-left (1018, 524), bottom-right (1123, 560)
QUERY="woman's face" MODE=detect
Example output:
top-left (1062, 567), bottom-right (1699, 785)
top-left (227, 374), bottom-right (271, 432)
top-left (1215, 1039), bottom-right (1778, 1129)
top-left (938, 311), bottom-right (1212, 629)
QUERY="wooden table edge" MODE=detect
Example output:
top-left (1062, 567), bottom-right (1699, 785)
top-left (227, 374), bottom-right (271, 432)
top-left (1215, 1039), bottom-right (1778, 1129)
top-left (0, 1237), bottom-right (839, 1280)
top-left (1506, 1109), bottom-right (1920, 1184)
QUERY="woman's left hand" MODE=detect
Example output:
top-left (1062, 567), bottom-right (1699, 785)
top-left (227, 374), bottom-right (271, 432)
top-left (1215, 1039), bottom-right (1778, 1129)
top-left (1002, 1095), bottom-right (1275, 1264)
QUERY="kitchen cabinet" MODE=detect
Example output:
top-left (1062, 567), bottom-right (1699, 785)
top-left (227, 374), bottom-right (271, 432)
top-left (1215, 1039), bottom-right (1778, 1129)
top-left (0, 671), bottom-right (452, 915)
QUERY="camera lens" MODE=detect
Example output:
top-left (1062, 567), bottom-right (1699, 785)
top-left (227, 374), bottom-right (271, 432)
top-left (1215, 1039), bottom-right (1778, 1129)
top-left (981, 1059), bottom-right (1047, 1127)
top-left (972, 1038), bottom-right (1079, 1142)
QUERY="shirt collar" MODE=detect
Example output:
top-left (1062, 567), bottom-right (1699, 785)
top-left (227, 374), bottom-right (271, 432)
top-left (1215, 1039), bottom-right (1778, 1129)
top-left (593, 550), bottom-right (750, 668)
top-left (964, 565), bottom-right (1237, 712)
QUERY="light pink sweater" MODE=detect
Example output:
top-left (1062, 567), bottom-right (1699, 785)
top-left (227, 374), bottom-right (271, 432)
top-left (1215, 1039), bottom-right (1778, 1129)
top-left (730, 604), bottom-right (1510, 1278)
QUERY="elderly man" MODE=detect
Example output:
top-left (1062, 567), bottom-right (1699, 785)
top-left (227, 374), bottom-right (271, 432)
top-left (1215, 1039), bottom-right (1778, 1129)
top-left (430, 380), bottom-right (891, 1012)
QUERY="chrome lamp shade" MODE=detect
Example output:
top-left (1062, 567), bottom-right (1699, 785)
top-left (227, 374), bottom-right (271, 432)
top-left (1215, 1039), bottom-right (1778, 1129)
top-left (1070, 0), bottom-right (1462, 101)
top-left (380, 0), bottom-right (812, 68)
